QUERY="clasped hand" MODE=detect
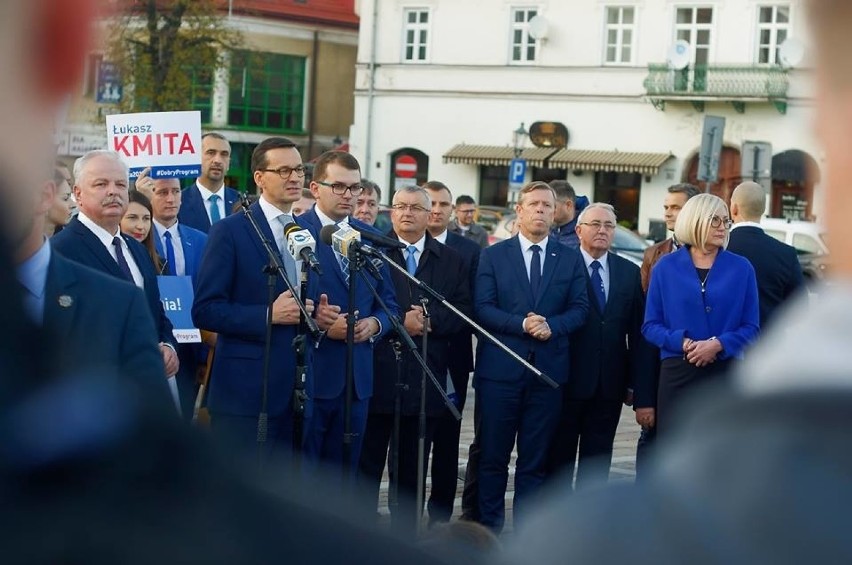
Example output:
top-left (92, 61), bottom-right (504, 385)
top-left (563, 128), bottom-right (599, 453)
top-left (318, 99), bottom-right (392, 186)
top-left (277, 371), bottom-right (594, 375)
top-left (683, 337), bottom-right (722, 367)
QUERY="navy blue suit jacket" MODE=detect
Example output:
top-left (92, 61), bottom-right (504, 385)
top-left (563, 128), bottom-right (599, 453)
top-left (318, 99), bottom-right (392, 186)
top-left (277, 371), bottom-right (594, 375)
top-left (643, 247), bottom-right (760, 361)
top-left (371, 232), bottom-right (471, 416)
top-left (178, 184), bottom-right (240, 234)
top-left (51, 216), bottom-right (176, 348)
top-left (153, 223), bottom-right (208, 283)
top-left (474, 236), bottom-right (589, 385)
top-left (299, 209), bottom-right (399, 400)
top-left (192, 202), bottom-right (318, 417)
top-left (726, 225), bottom-right (804, 328)
top-left (568, 253), bottom-right (653, 403)
top-left (44, 250), bottom-right (172, 405)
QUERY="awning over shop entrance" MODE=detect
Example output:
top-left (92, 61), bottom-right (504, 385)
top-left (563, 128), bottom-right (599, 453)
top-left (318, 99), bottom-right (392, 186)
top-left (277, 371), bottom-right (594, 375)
top-left (442, 144), bottom-right (557, 167)
top-left (547, 149), bottom-right (673, 176)
top-left (442, 144), bottom-right (673, 176)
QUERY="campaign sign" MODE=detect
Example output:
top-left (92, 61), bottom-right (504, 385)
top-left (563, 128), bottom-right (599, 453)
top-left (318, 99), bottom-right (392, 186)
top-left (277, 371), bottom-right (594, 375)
top-left (106, 111), bottom-right (202, 179)
top-left (158, 275), bottom-right (201, 343)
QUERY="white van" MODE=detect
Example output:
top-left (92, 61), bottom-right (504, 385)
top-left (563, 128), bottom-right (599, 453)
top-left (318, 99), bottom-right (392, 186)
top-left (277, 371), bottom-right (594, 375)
top-left (761, 218), bottom-right (829, 255)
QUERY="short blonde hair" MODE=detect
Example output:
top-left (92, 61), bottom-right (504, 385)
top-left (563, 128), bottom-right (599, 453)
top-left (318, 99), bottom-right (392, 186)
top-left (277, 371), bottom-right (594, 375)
top-left (516, 181), bottom-right (556, 206)
top-left (674, 193), bottom-right (730, 252)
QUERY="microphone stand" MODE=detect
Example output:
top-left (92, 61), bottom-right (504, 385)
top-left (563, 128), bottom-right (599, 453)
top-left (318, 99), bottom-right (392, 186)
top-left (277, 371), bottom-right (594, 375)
top-left (341, 245), bottom-right (363, 480)
top-left (238, 197), bottom-right (320, 470)
top-left (292, 263), bottom-right (310, 465)
top-left (388, 339), bottom-right (405, 515)
top-left (415, 296), bottom-right (430, 537)
top-left (371, 247), bottom-right (558, 389)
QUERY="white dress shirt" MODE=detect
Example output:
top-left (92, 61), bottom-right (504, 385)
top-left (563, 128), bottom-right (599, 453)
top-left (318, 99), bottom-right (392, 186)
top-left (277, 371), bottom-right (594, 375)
top-left (729, 220), bottom-right (764, 232)
top-left (196, 181), bottom-right (227, 224)
top-left (580, 248), bottom-right (610, 300)
top-left (432, 230), bottom-right (448, 244)
top-left (77, 212), bottom-right (144, 288)
top-left (153, 219), bottom-right (185, 276)
top-left (518, 232), bottom-right (548, 280)
top-left (398, 234), bottom-right (426, 269)
top-left (258, 195), bottom-right (302, 276)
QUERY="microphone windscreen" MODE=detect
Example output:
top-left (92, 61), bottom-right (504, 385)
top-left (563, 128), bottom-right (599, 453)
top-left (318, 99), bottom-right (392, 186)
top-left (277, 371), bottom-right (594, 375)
top-left (282, 222), bottom-right (301, 237)
top-left (319, 224), bottom-right (339, 245)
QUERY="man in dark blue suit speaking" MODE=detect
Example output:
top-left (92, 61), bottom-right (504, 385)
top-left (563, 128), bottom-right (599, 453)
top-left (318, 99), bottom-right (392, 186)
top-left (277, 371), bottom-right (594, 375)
top-left (193, 137), bottom-right (320, 456)
top-left (727, 181), bottom-right (804, 329)
top-left (474, 181), bottom-right (589, 533)
top-left (299, 150), bottom-right (399, 472)
top-left (52, 150), bottom-right (180, 382)
top-left (177, 133), bottom-right (240, 233)
top-left (547, 203), bottom-right (652, 489)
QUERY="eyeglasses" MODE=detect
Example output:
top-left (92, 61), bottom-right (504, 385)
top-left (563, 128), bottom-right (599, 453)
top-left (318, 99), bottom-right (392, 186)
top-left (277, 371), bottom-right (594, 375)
top-left (579, 221), bottom-right (617, 231)
top-left (316, 180), bottom-right (364, 195)
top-left (391, 203), bottom-right (429, 213)
top-left (709, 215), bottom-right (733, 229)
top-left (260, 165), bottom-right (306, 179)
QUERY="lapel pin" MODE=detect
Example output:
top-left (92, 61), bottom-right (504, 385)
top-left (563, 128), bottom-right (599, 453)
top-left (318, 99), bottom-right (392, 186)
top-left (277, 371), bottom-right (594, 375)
top-left (58, 295), bottom-right (74, 308)
top-left (551, 252), bottom-right (556, 257)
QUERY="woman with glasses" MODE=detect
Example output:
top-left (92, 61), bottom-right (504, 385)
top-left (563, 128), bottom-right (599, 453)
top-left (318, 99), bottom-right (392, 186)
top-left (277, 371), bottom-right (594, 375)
top-left (641, 193), bottom-right (759, 436)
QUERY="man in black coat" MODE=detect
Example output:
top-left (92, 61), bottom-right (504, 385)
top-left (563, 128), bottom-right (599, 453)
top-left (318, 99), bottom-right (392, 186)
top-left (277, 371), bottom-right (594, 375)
top-left (359, 185), bottom-right (471, 537)
top-left (727, 181), bottom-right (804, 329)
top-left (423, 181), bottom-right (481, 525)
top-left (546, 203), bottom-right (652, 488)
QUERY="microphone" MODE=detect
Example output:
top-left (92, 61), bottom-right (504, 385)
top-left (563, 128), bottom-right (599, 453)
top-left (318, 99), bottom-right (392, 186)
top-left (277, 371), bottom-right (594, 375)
top-left (283, 223), bottom-right (322, 275)
top-left (319, 224), bottom-right (381, 258)
top-left (349, 225), bottom-right (407, 249)
top-left (319, 225), bottom-right (384, 280)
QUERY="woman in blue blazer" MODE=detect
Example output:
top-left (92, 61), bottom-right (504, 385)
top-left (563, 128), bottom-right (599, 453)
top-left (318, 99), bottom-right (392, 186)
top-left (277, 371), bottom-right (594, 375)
top-left (642, 194), bottom-right (759, 435)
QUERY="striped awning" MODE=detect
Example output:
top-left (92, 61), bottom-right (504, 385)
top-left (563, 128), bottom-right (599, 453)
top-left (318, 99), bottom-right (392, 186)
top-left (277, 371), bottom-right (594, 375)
top-left (547, 149), bottom-right (673, 176)
top-left (442, 144), bottom-right (558, 167)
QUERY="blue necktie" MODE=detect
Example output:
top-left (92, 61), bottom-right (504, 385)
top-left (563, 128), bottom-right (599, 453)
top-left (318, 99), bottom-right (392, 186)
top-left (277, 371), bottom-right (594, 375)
top-left (406, 245), bottom-right (418, 275)
top-left (163, 230), bottom-right (177, 276)
top-left (529, 244), bottom-right (542, 297)
top-left (590, 260), bottom-right (606, 311)
top-left (209, 194), bottom-right (221, 223)
top-left (112, 237), bottom-right (134, 282)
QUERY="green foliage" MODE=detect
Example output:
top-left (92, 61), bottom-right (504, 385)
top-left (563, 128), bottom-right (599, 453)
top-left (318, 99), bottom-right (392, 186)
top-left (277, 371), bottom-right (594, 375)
top-left (104, 0), bottom-right (243, 114)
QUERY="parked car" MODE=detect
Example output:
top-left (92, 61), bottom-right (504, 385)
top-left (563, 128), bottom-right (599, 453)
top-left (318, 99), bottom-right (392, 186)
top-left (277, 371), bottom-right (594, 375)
top-left (475, 205), bottom-right (514, 234)
top-left (762, 218), bottom-right (828, 256)
top-left (489, 213), bottom-right (649, 267)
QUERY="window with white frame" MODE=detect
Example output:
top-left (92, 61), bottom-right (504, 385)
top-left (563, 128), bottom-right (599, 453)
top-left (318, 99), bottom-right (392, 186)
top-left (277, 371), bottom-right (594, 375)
top-left (403, 8), bottom-right (430, 62)
top-left (756, 5), bottom-right (790, 64)
top-left (674, 7), bottom-right (714, 67)
top-left (510, 7), bottom-right (538, 63)
top-left (604, 6), bottom-right (636, 65)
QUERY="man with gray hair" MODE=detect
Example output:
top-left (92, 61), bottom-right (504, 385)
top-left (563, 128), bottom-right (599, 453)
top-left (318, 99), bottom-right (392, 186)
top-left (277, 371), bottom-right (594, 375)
top-left (354, 179), bottom-right (381, 226)
top-left (51, 150), bottom-right (179, 381)
top-left (727, 181), bottom-right (804, 329)
top-left (546, 203), bottom-right (651, 488)
top-left (360, 185), bottom-right (471, 536)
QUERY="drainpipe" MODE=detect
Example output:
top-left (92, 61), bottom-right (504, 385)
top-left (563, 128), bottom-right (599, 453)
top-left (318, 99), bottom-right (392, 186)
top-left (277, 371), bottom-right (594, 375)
top-left (364, 0), bottom-right (379, 181)
top-left (307, 29), bottom-right (320, 159)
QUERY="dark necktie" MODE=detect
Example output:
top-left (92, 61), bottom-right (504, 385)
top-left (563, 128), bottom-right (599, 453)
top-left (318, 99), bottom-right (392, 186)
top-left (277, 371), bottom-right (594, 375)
top-left (209, 194), bottom-right (221, 223)
top-left (112, 236), bottom-right (134, 282)
top-left (590, 260), bottom-right (606, 310)
top-left (405, 245), bottom-right (418, 275)
top-left (529, 244), bottom-right (542, 297)
top-left (163, 230), bottom-right (177, 276)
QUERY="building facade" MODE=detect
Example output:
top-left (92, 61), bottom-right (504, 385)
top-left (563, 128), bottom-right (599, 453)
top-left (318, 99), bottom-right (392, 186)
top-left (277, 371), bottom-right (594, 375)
top-left (350, 0), bottom-right (820, 232)
top-left (61, 0), bottom-right (359, 192)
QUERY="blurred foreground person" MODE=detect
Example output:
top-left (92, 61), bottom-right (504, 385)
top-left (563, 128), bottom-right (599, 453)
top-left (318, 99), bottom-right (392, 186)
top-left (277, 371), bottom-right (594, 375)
top-left (505, 2), bottom-right (852, 562)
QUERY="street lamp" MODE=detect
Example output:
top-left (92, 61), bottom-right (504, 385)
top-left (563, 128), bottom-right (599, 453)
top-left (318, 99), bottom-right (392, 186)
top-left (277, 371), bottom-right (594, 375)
top-left (512, 123), bottom-right (527, 158)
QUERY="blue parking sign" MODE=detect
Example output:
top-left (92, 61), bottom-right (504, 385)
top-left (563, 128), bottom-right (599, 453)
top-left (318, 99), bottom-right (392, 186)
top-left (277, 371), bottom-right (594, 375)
top-left (509, 158), bottom-right (527, 184)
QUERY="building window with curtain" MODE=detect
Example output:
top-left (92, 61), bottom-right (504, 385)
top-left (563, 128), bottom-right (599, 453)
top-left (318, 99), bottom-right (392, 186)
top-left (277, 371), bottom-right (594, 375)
top-left (604, 6), bottom-right (636, 65)
top-left (402, 8), bottom-right (430, 62)
top-left (228, 51), bottom-right (306, 133)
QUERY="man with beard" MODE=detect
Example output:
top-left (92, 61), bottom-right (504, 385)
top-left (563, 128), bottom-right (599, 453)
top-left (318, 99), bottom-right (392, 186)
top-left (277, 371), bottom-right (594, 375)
top-left (178, 133), bottom-right (241, 233)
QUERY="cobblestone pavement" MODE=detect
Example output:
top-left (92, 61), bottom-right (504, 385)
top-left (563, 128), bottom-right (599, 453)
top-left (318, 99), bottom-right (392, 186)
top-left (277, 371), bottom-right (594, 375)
top-left (377, 383), bottom-right (641, 534)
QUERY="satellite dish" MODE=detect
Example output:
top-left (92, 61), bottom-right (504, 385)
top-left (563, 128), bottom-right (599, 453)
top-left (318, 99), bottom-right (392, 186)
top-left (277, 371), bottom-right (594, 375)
top-left (528, 15), bottom-right (549, 40)
top-left (778, 38), bottom-right (805, 68)
top-left (667, 40), bottom-right (691, 70)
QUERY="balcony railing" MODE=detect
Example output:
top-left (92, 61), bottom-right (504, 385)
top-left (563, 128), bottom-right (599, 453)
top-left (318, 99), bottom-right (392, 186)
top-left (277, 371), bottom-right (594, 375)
top-left (644, 64), bottom-right (789, 114)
